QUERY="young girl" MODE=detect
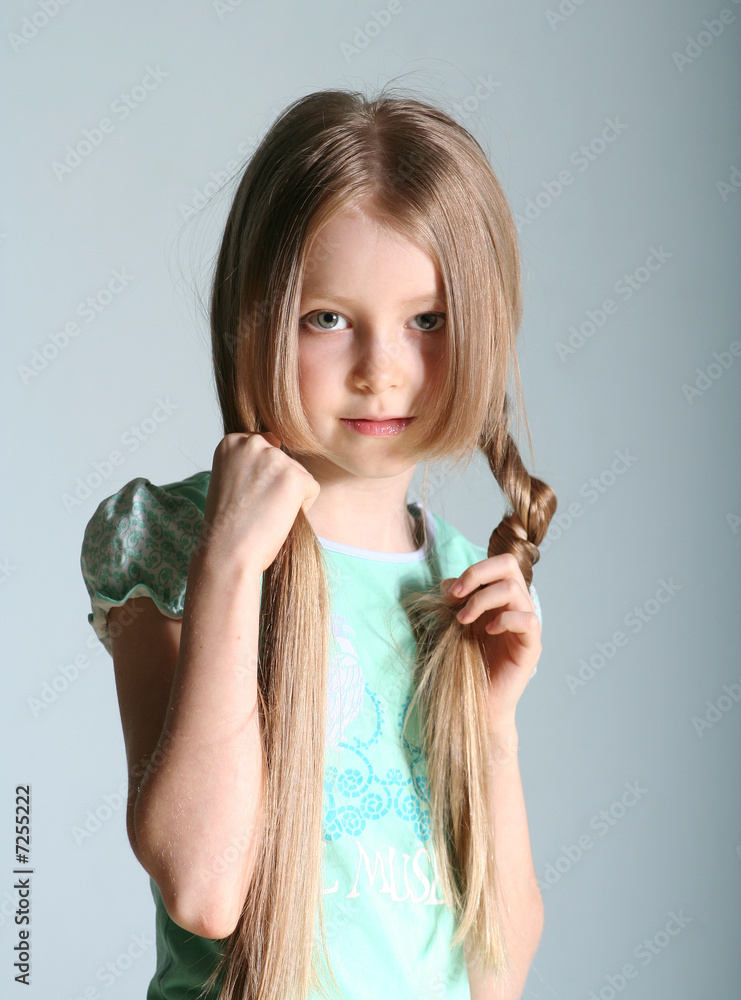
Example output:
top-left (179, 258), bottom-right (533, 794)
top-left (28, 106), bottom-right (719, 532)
top-left (80, 86), bottom-right (557, 1000)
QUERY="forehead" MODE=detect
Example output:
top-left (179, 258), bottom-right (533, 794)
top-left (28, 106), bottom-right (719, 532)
top-left (301, 209), bottom-right (444, 302)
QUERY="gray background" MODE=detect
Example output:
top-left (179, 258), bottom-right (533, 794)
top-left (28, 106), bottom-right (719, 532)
top-left (2, 0), bottom-right (740, 996)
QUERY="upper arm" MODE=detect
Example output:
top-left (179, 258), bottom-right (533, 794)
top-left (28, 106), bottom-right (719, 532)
top-left (107, 596), bottom-right (182, 859)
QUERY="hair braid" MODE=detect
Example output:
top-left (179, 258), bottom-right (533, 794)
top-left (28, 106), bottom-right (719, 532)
top-left (482, 398), bottom-right (557, 588)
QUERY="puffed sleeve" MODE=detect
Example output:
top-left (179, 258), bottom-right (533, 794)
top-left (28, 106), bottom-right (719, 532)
top-left (80, 476), bottom-right (206, 657)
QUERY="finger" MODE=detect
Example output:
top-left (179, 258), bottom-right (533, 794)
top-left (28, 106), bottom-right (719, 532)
top-left (484, 609), bottom-right (542, 641)
top-left (450, 553), bottom-right (525, 598)
top-left (455, 577), bottom-right (527, 624)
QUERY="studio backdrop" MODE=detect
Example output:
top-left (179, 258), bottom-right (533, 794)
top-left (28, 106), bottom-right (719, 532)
top-left (2, 0), bottom-right (739, 997)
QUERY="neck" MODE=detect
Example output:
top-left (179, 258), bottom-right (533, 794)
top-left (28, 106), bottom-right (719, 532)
top-left (296, 463), bottom-right (421, 553)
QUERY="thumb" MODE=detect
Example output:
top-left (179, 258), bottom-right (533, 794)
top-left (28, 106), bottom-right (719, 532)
top-left (301, 478), bottom-right (321, 513)
top-left (260, 430), bottom-right (283, 449)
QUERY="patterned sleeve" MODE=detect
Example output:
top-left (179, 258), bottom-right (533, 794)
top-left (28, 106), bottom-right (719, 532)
top-left (79, 477), bottom-right (205, 656)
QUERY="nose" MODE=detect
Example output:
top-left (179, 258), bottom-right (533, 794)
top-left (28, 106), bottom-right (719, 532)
top-left (350, 331), bottom-right (403, 393)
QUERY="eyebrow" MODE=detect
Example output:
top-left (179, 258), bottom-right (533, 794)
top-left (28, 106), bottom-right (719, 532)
top-left (300, 290), bottom-right (446, 307)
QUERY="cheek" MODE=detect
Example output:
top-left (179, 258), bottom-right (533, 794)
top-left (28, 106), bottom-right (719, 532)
top-left (297, 343), bottom-right (331, 407)
top-left (298, 368), bottom-right (319, 410)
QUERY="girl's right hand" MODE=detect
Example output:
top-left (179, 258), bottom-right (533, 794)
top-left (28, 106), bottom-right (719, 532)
top-left (198, 431), bottom-right (320, 574)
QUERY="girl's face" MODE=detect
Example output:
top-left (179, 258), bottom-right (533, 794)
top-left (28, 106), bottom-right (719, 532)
top-left (295, 207), bottom-right (447, 484)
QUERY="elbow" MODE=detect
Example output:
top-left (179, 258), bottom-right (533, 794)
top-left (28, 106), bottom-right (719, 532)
top-left (128, 821), bottom-right (251, 941)
top-left (160, 889), bottom-right (243, 940)
top-left (151, 862), bottom-right (248, 940)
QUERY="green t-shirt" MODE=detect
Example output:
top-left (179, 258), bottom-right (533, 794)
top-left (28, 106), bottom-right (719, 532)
top-left (80, 471), bottom-right (541, 1000)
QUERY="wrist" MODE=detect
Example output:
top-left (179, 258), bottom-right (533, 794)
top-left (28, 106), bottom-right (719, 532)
top-left (487, 709), bottom-right (518, 738)
top-left (487, 721), bottom-right (519, 764)
top-left (188, 543), bottom-right (263, 593)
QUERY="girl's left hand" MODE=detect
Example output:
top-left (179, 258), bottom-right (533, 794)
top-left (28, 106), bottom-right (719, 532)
top-left (441, 552), bottom-right (541, 731)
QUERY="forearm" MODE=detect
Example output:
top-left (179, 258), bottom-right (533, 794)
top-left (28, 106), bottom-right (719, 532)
top-left (466, 725), bottom-right (544, 1000)
top-left (134, 548), bottom-right (264, 937)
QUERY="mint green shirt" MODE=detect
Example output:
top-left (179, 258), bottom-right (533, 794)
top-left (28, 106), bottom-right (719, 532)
top-left (80, 471), bottom-right (541, 1000)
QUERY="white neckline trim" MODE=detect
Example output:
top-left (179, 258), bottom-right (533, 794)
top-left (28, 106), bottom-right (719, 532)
top-left (316, 504), bottom-right (436, 562)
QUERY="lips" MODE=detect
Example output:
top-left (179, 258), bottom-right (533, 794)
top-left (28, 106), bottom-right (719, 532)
top-left (341, 417), bottom-right (415, 437)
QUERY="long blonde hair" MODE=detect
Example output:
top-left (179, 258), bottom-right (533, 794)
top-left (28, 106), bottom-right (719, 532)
top-left (203, 85), bottom-right (557, 1000)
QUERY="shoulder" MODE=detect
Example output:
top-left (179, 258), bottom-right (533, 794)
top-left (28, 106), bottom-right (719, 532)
top-left (80, 470), bottom-right (211, 654)
top-left (82, 470), bottom-right (210, 549)
top-left (156, 469), bottom-right (211, 515)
